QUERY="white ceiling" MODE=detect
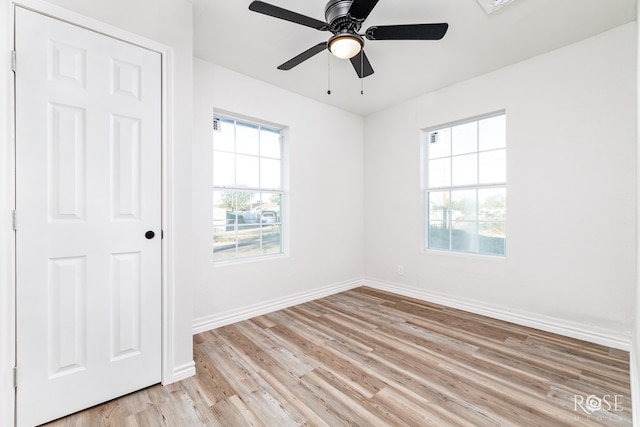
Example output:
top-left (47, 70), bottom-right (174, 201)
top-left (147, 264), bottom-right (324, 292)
top-left (192, 0), bottom-right (636, 116)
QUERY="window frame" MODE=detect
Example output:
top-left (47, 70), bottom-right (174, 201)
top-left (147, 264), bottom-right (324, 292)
top-left (212, 113), bottom-right (287, 264)
top-left (422, 111), bottom-right (507, 257)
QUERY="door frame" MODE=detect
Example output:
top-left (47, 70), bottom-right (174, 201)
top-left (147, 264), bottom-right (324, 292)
top-left (7, 0), bottom-right (178, 422)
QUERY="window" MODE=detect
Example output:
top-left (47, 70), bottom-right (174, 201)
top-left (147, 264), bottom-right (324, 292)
top-left (424, 112), bottom-right (506, 256)
top-left (212, 115), bottom-right (284, 262)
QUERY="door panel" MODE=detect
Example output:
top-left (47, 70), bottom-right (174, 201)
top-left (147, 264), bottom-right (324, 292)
top-left (15, 7), bottom-right (162, 426)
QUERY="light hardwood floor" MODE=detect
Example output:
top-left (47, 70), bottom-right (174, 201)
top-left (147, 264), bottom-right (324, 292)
top-left (44, 287), bottom-right (631, 426)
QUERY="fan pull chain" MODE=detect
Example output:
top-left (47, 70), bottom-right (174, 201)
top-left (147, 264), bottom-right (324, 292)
top-left (327, 51), bottom-right (331, 95)
top-left (360, 52), bottom-right (364, 95)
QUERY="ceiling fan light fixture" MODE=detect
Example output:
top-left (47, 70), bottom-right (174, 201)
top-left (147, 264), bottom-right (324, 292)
top-left (328, 33), bottom-right (363, 59)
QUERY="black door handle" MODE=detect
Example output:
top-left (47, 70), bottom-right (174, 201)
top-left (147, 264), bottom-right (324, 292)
top-left (145, 230), bottom-right (155, 239)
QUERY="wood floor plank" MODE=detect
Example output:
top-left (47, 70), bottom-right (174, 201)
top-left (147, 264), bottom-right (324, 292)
top-left (44, 287), bottom-right (632, 426)
top-left (372, 386), bottom-right (473, 427)
top-left (208, 399), bottom-right (245, 427)
top-left (227, 394), bottom-right (266, 427)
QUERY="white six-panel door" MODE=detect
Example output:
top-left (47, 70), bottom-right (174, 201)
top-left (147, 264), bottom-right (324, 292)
top-left (15, 7), bottom-right (162, 426)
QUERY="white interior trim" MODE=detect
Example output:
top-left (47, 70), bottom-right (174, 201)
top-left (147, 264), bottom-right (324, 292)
top-left (0, 1), bottom-right (16, 425)
top-left (159, 46), bottom-right (179, 386)
top-left (630, 348), bottom-right (639, 426)
top-left (12, 0), bottom-right (169, 52)
top-left (192, 278), bottom-right (363, 334)
top-left (172, 361), bottom-right (196, 383)
top-left (364, 279), bottom-right (631, 351)
top-left (10, 0), bottom-right (178, 398)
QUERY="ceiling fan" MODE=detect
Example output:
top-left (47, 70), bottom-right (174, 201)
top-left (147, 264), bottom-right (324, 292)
top-left (248, 0), bottom-right (449, 78)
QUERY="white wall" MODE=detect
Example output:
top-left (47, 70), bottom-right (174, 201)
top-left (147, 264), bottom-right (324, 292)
top-left (363, 23), bottom-right (637, 348)
top-left (192, 58), bottom-right (364, 329)
top-left (1, 2), bottom-right (194, 424)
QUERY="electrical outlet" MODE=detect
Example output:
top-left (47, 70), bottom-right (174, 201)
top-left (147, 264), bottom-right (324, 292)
top-left (397, 265), bottom-right (404, 276)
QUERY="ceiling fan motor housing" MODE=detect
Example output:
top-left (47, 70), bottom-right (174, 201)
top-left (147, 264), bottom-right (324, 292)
top-left (325, 0), bottom-right (362, 33)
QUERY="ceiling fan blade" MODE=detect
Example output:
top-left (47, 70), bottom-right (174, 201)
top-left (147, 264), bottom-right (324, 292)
top-left (278, 42), bottom-right (328, 70)
top-left (348, 0), bottom-right (380, 21)
top-left (349, 50), bottom-right (374, 78)
top-left (365, 23), bottom-right (449, 40)
top-left (249, 1), bottom-right (329, 31)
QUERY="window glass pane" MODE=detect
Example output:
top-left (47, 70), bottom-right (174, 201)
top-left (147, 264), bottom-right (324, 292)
top-left (479, 115), bottom-right (506, 151)
top-left (232, 191), bottom-right (252, 215)
top-left (260, 128), bottom-right (281, 159)
top-left (262, 224), bottom-right (282, 255)
top-left (213, 190), bottom-right (232, 227)
top-left (260, 158), bottom-right (281, 190)
top-left (260, 193), bottom-right (281, 225)
top-left (235, 227), bottom-right (261, 259)
top-left (235, 155), bottom-right (259, 187)
top-left (428, 158), bottom-right (451, 188)
top-left (479, 149), bottom-right (506, 184)
top-left (451, 190), bottom-right (477, 221)
top-left (213, 228), bottom-right (237, 261)
top-left (428, 191), bottom-right (450, 221)
top-left (213, 152), bottom-right (234, 186)
top-left (429, 221), bottom-right (450, 250)
top-left (479, 222), bottom-right (505, 256)
top-left (452, 221), bottom-right (478, 253)
top-left (214, 191), bottom-right (237, 215)
top-left (234, 192), bottom-right (261, 227)
top-left (236, 122), bottom-right (259, 155)
top-left (452, 121), bottom-right (477, 155)
top-left (213, 190), bottom-right (239, 261)
top-left (478, 188), bottom-right (506, 222)
top-left (213, 117), bottom-right (235, 152)
top-left (452, 153), bottom-right (477, 186)
top-left (428, 128), bottom-right (451, 159)
top-left (250, 192), bottom-right (262, 211)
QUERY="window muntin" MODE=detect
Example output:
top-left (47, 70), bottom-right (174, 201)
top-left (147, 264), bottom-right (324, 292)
top-left (213, 115), bottom-right (284, 262)
top-left (425, 113), bottom-right (506, 256)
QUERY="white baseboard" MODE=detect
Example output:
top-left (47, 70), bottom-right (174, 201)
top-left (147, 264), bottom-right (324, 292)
top-left (364, 279), bottom-right (631, 351)
top-left (191, 276), bottom-right (631, 350)
top-left (169, 361), bottom-right (196, 384)
top-left (192, 278), bottom-right (363, 335)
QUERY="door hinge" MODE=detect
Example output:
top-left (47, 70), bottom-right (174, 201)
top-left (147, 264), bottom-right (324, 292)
top-left (12, 210), bottom-right (16, 231)
top-left (13, 367), bottom-right (17, 388)
top-left (11, 51), bottom-right (16, 73)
